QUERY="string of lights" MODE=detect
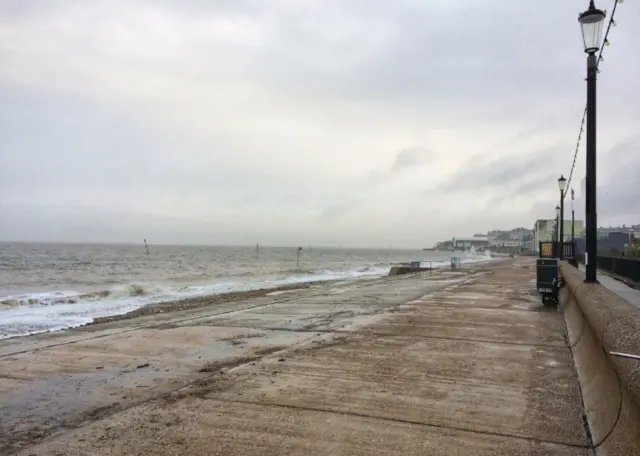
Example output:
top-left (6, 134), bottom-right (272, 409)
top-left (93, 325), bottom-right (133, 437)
top-left (564, 0), bottom-right (623, 195)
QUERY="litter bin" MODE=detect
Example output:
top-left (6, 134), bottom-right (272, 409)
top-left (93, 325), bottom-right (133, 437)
top-left (536, 258), bottom-right (558, 306)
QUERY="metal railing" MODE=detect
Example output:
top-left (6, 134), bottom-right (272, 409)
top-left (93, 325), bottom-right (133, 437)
top-left (539, 242), bottom-right (577, 259)
top-left (596, 257), bottom-right (640, 283)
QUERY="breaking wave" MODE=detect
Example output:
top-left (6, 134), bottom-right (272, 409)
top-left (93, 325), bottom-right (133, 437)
top-left (0, 265), bottom-right (392, 339)
top-left (0, 284), bottom-right (167, 309)
top-left (0, 251), bottom-right (495, 340)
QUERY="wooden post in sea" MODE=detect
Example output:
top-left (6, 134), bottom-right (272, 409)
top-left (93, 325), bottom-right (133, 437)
top-left (297, 247), bottom-right (303, 267)
top-left (256, 244), bottom-right (260, 258)
top-left (144, 239), bottom-right (150, 255)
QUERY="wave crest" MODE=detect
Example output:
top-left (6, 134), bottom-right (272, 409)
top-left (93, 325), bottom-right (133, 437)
top-left (0, 283), bottom-right (164, 309)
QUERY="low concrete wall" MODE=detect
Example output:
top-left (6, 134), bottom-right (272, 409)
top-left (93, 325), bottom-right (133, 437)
top-left (388, 266), bottom-right (422, 276)
top-left (388, 266), bottom-right (412, 276)
top-left (560, 263), bottom-right (640, 455)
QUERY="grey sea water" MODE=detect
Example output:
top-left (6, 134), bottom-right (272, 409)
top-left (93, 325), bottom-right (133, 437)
top-left (0, 242), bottom-right (490, 338)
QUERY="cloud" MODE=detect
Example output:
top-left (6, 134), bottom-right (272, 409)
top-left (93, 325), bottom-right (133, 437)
top-left (592, 137), bottom-right (640, 221)
top-left (364, 145), bottom-right (436, 186)
top-left (437, 145), bottom-right (565, 196)
top-left (491, 172), bottom-right (561, 204)
top-left (389, 146), bottom-right (435, 173)
top-left (528, 137), bottom-right (640, 226)
top-left (311, 144), bottom-right (437, 221)
top-left (319, 198), bottom-right (360, 219)
top-left (1, 0), bottom-right (640, 247)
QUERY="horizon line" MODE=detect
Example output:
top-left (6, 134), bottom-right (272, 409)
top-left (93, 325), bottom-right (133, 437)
top-left (0, 240), bottom-right (426, 251)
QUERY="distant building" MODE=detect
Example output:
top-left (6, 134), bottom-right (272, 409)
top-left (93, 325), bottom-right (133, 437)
top-left (575, 231), bottom-right (634, 255)
top-left (533, 219), bottom-right (584, 252)
top-left (597, 225), bottom-right (640, 236)
top-left (452, 235), bottom-right (490, 250)
top-left (490, 240), bottom-right (524, 248)
top-left (503, 241), bottom-right (523, 247)
top-left (509, 227), bottom-right (532, 239)
top-left (488, 228), bottom-right (533, 245)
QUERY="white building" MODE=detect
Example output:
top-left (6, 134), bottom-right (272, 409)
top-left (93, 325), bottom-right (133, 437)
top-left (489, 240), bottom-right (525, 248)
top-left (452, 236), bottom-right (489, 249)
top-left (533, 219), bottom-right (585, 252)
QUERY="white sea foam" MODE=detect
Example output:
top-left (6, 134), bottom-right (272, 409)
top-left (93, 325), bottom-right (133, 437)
top-left (0, 265), bottom-right (392, 339)
top-left (0, 250), bottom-right (496, 340)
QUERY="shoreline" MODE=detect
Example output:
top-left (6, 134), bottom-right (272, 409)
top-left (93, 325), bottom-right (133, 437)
top-left (87, 261), bottom-right (488, 326)
top-left (88, 280), bottom-right (331, 325)
top-left (1, 256), bottom-right (497, 339)
top-left (0, 272), bottom-right (389, 340)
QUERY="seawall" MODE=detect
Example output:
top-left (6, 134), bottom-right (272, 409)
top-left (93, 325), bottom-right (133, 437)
top-left (560, 263), bottom-right (640, 455)
top-left (388, 265), bottom-right (433, 276)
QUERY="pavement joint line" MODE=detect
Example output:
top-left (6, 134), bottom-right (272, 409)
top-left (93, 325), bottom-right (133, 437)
top-left (205, 396), bottom-right (590, 450)
top-left (404, 304), bottom-right (560, 312)
top-left (231, 369), bottom-right (584, 398)
top-left (144, 322), bottom-right (569, 349)
top-left (0, 272), bottom-right (446, 359)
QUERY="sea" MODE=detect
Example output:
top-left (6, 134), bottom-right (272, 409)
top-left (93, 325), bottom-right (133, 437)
top-left (0, 243), bottom-right (493, 339)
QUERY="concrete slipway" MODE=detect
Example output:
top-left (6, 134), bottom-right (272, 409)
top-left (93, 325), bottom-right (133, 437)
top-left (0, 260), bottom-right (595, 455)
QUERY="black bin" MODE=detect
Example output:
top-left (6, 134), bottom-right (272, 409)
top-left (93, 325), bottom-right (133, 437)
top-left (536, 258), bottom-right (558, 298)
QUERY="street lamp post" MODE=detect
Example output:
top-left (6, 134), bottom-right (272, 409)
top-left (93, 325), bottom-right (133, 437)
top-left (571, 188), bottom-right (576, 244)
top-left (558, 175), bottom-right (567, 260)
top-left (579, 0), bottom-right (606, 282)
top-left (555, 205), bottom-right (561, 258)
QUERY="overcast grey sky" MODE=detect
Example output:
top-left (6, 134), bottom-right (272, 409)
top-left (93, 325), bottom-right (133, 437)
top-left (1, 0), bottom-right (639, 247)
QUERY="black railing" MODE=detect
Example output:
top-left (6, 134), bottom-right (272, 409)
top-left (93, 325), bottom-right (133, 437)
top-left (597, 257), bottom-right (640, 283)
top-left (539, 242), bottom-right (577, 259)
top-left (562, 242), bottom-right (576, 259)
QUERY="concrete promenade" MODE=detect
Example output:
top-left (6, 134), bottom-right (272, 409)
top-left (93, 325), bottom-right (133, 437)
top-left (1, 259), bottom-right (591, 455)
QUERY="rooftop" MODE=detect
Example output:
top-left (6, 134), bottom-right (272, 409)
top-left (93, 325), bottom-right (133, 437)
top-left (454, 236), bottom-right (489, 242)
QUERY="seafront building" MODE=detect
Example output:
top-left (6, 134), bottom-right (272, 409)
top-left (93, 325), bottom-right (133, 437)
top-left (453, 236), bottom-right (489, 250)
top-left (487, 228), bottom-right (534, 251)
top-left (430, 228), bottom-right (536, 252)
top-left (431, 235), bottom-right (490, 251)
top-left (575, 230), bottom-right (635, 255)
top-left (533, 219), bottom-right (584, 253)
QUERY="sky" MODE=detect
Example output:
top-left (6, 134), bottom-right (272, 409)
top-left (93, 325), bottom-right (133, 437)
top-left (1, 0), bottom-right (639, 248)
